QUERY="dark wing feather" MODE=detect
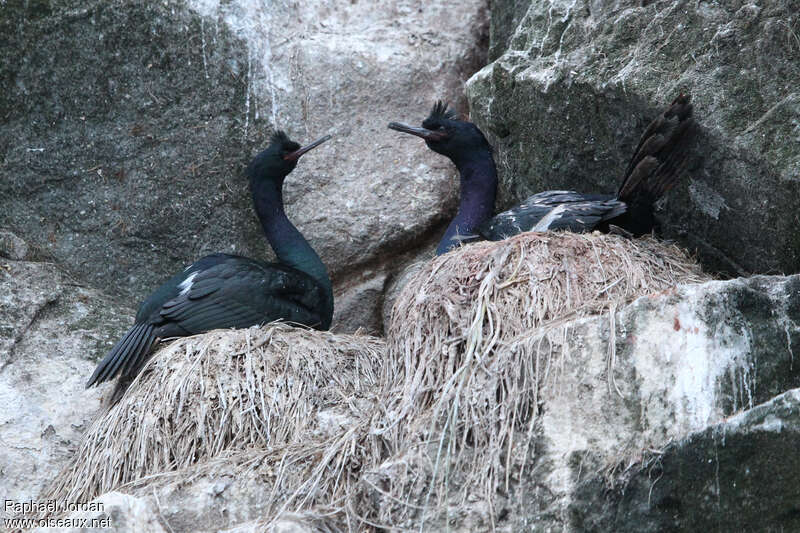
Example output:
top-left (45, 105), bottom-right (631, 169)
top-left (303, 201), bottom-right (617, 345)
top-left (617, 93), bottom-right (695, 203)
top-left (159, 258), bottom-right (327, 334)
top-left (85, 323), bottom-right (157, 388)
top-left (478, 191), bottom-right (626, 240)
top-left (88, 253), bottom-right (330, 393)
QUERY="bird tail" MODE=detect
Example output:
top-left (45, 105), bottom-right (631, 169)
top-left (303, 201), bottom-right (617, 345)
top-left (616, 93), bottom-right (696, 206)
top-left (85, 323), bottom-right (157, 388)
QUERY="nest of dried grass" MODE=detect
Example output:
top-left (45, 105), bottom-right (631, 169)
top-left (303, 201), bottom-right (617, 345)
top-left (374, 231), bottom-right (708, 522)
top-left (118, 444), bottom-right (385, 532)
top-left (41, 323), bottom-right (386, 515)
top-left (38, 232), bottom-right (708, 531)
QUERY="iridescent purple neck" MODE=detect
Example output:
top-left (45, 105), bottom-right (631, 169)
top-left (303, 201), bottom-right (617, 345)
top-left (436, 152), bottom-right (497, 255)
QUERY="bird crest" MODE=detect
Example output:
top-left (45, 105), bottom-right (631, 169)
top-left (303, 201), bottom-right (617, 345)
top-left (269, 129), bottom-right (291, 146)
top-left (428, 101), bottom-right (458, 121)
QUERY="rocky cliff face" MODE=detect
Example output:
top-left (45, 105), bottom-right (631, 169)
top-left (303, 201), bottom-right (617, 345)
top-left (0, 234), bottom-right (131, 504)
top-left (467, 0), bottom-right (800, 277)
top-left (0, 0), bottom-right (489, 334)
top-left (506, 275), bottom-right (800, 530)
top-left (3, 0), bottom-right (800, 531)
top-left (572, 388), bottom-right (800, 532)
top-left (461, 3), bottom-right (800, 528)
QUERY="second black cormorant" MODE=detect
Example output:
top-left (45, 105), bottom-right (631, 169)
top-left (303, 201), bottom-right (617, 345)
top-left (86, 131), bottom-right (333, 390)
top-left (388, 94), bottom-right (695, 254)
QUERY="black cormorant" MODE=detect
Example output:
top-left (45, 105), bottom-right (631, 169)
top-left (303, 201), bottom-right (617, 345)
top-left (86, 131), bottom-right (333, 390)
top-left (388, 94), bottom-right (695, 254)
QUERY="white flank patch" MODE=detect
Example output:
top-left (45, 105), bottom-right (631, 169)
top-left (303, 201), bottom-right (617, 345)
top-left (179, 271), bottom-right (199, 296)
top-left (533, 204), bottom-right (568, 231)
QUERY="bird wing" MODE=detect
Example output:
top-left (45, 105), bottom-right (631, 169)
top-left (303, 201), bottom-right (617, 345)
top-left (158, 258), bottom-right (327, 334)
top-left (478, 191), bottom-right (627, 240)
top-left (617, 93), bottom-right (695, 204)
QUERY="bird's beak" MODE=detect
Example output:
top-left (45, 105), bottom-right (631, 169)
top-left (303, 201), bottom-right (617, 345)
top-left (283, 134), bottom-right (333, 161)
top-left (388, 122), bottom-right (447, 141)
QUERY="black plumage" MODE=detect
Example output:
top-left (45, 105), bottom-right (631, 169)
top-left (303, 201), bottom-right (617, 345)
top-left (388, 94), bottom-right (696, 254)
top-left (481, 93), bottom-right (696, 240)
top-left (86, 132), bottom-right (333, 391)
top-left (389, 103), bottom-right (497, 255)
top-left (479, 191), bottom-right (627, 238)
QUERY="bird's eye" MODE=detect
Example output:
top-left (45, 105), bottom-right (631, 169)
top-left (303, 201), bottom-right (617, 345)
top-left (436, 125), bottom-right (446, 131)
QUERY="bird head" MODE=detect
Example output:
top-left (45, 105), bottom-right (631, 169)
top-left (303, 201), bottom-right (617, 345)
top-left (388, 101), bottom-right (491, 163)
top-left (247, 131), bottom-right (331, 184)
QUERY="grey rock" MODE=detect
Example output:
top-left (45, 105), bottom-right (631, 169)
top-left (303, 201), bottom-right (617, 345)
top-left (333, 270), bottom-right (388, 335)
top-left (487, 0), bottom-right (530, 61)
top-left (52, 479), bottom-right (339, 533)
top-left (36, 492), bottom-right (166, 533)
top-left (500, 274), bottom-right (800, 530)
top-left (0, 230), bottom-right (30, 260)
top-left (466, 0), bottom-right (800, 277)
top-left (127, 471), bottom-right (276, 532)
top-left (0, 261), bottom-right (59, 359)
top-left (570, 388), bottom-right (800, 532)
top-left (0, 0), bottom-right (489, 333)
top-left (0, 242), bottom-right (131, 511)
